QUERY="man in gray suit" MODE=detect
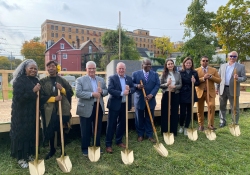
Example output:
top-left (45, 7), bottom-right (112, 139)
top-left (76, 61), bottom-right (108, 156)
top-left (217, 51), bottom-right (247, 127)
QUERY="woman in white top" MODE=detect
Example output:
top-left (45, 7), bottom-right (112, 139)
top-left (160, 59), bottom-right (182, 136)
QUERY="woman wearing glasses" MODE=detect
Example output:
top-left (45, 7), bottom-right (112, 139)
top-left (178, 57), bottom-right (199, 136)
top-left (160, 59), bottom-right (182, 136)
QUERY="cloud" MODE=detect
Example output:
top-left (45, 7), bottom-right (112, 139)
top-left (62, 3), bottom-right (70, 11)
top-left (0, 1), bottom-right (21, 11)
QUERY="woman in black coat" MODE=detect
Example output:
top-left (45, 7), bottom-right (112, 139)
top-left (10, 59), bottom-right (40, 168)
top-left (178, 57), bottom-right (199, 136)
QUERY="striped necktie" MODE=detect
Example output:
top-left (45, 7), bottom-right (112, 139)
top-left (145, 72), bottom-right (148, 81)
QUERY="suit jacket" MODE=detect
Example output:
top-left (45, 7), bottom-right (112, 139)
top-left (195, 66), bottom-right (221, 98)
top-left (179, 70), bottom-right (200, 103)
top-left (75, 75), bottom-right (108, 118)
top-left (107, 74), bottom-right (135, 111)
top-left (132, 69), bottom-right (160, 110)
top-left (217, 62), bottom-right (246, 96)
top-left (160, 71), bottom-right (182, 94)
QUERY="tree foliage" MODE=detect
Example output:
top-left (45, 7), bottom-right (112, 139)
top-left (212, 0), bottom-right (250, 61)
top-left (21, 37), bottom-right (46, 70)
top-left (101, 28), bottom-right (140, 69)
top-left (153, 36), bottom-right (174, 57)
top-left (181, 0), bottom-right (217, 67)
top-left (0, 56), bottom-right (22, 70)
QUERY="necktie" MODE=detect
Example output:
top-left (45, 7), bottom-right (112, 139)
top-left (145, 72), bottom-right (148, 81)
top-left (204, 69), bottom-right (207, 91)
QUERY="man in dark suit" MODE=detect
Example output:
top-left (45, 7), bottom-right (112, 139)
top-left (132, 59), bottom-right (160, 143)
top-left (105, 62), bottom-right (136, 153)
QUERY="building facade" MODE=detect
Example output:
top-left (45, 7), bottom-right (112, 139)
top-left (41, 19), bottom-right (160, 56)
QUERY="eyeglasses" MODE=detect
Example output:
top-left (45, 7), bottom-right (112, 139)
top-left (230, 55), bottom-right (237, 58)
top-left (202, 60), bottom-right (208, 62)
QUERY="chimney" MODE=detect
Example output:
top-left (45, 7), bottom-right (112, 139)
top-left (77, 38), bottom-right (80, 49)
top-left (72, 41), bottom-right (75, 48)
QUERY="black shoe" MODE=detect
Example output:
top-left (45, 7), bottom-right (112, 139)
top-left (45, 149), bottom-right (56, 160)
top-left (220, 123), bottom-right (226, 128)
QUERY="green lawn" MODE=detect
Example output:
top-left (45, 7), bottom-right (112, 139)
top-left (1, 110), bottom-right (250, 174)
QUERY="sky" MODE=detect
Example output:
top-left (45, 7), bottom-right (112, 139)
top-left (0, 0), bottom-right (229, 59)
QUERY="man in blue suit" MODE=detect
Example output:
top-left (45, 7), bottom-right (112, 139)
top-left (106, 62), bottom-right (136, 153)
top-left (132, 59), bottom-right (160, 143)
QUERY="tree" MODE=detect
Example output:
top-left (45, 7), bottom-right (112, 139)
top-left (213, 0), bottom-right (250, 61)
top-left (101, 28), bottom-right (140, 69)
top-left (153, 36), bottom-right (174, 57)
top-left (21, 37), bottom-right (46, 70)
top-left (181, 0), bottom-right (217, 67)
top-left (0, 56), bottom-right (11, 70)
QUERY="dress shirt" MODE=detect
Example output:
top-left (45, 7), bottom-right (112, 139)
top-left (167, 72), bottom-right (175, 91)
top-left (88, 76), bottom-right (97, 102)
top-left (118, 75), bottom-right (126, 103)
top-left (225, 63), bottom-right (235, 86)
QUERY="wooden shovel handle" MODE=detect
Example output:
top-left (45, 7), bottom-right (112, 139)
top-left (233, 68), bottom-right (237, 122)
top-left (35, 91), bottom-right (39, 161)
top-left (191, 76), bottom-right (194, 129)
top-left (168, 90), bottom-right (171, 133)
top-left (93, 81), bottom-right (101, 147)
top-left (58, 89), bottom-right (65, 156)
top-left (206, 79), bottom-right (211, 126)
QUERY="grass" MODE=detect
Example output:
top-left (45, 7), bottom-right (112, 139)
top-left (1, 110), bottom-right (250, 174)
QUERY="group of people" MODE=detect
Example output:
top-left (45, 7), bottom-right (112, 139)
top-left (9, 50), bottom-right (246, 168)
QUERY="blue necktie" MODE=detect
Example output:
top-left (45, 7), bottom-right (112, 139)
top-left (145, 72), bottom-right (148, 81)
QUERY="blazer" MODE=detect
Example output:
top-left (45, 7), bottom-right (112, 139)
top-left (132, 69), bottom-right (160, 110)
top-left (195, 66), bottom-right (221, 98)
top-left (75, 75), bottom-right (108, 118)
top-left (179, 70), bottom-right (200, 103)
top-left (107, 74), bottom-right (135, 111)
top-left (160, 71), bottom-right (182, 94)
top-left (217, 62), bottom-right (246, 96)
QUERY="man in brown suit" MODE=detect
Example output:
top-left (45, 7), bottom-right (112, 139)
top-left (195, 56), bottom-right (221, 131)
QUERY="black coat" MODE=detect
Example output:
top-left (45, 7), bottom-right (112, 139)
top-left (179, 70), bottom-right (200, 103)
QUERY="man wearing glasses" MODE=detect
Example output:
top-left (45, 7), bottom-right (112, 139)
top-left (195, 56), bottom-right (221, 131)
top-left (217, 51), bottom-right (246, 128)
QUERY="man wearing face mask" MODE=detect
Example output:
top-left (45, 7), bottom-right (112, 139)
top-left (132, 59), bottom-right (160, 143)
top-left (195, 56), bottom-right (221, 131)
top-left (217, 51), bottom-right (246, 127)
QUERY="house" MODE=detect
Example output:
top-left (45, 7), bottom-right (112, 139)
top-left (137, 47), bottom-right (154, 59)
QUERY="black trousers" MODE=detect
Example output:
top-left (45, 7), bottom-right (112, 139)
top-left (161, 92), bottom-right (179, 136)
top-left (79, 102), bottom-right (103, 153)
top-left (179, 103), bottom-right (193, 128)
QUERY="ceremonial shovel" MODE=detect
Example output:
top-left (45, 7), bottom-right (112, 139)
top-left (140, 80), bottom-right (168, 157)
top-left (56, 90), bottom-right (72, 172)
top-left (121, 86), bottom-right (134, 164)
top-left (29, 91), bottom-right (45, 175)
top-left (187, 76), bottom-right (198, 141)
top-left (229, 68), bottom-right (241, 136)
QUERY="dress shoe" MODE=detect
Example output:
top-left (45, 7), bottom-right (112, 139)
top-left (198, 126), bottom-right (204, 131)
top-left (208, 125), bottom-right (217, 130)
top-left (106, 147), bottom-right (113, 153)
top-left (148, 137), bottom-right (156, 143)
top-left (178, 127), bottom-right (184, 133)
top-left (137, 136), bottom-right (143, 142)
top-left (220, 123), bottom-right (226, 128)
top-left (82, 150), bottom-right (88, 156)
top-left (117, 143), bottom-right (126, 148)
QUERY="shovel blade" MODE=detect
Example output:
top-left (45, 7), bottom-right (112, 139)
top-left (153, 143), bottom-right (168, 157)
top-left (229, 124), bottom-right (241, 137)
top-left (204, 129), bottom-right (216, 141)
top-left (56, 156), bottom-right (72, 173)
top-left (187, 129), bottom-right (198, 141)
top-left (121, 149), bottom-right (134, 165)
top-left (29, 160), bottom-right (45, 175)
top-left (163, 132), bottom-right (174, 145)
top-left (88, 146), bottom-right (100, 162)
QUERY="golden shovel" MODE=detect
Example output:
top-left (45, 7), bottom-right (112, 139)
top-left (204, 79), bottom-right (216, 141)
top-left (88, 82), bottom-right (101, 162)
top-left (229, 68), bottom-right (241, 136)
top-left (187, 76), bottom-right (198, 141)
top-left (140, 80), bottom-right (168, 157)
top-left (163, 90), bottom-right (174, 145)
top-left (29, 91), bottom-right (45, 175)
top-left (121, 91), bottom-right (134, 165)
top-left (56, 90), bottom-right (72, 173)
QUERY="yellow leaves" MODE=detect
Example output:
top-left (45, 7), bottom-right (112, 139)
top-left (154, 36), bottom-right (174, 56)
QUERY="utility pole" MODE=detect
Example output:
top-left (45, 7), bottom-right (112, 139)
top-left (119, 11), bottom-right (121, 60)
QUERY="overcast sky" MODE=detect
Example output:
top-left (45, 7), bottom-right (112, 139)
top-left (0, 0), bottom-right (229, 59)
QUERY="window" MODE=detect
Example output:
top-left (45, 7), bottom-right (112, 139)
top-left (51, 33), bottom-right (54, 37)
top-left (68, 28), bottom-right (71, 32)
top-left (62, 34), bottom-right (65, 37)
top-left (63, 53), bottom-right (67, 59)
top-left (87, 30), bottom-right (89, 34)
top-left (76, 36), bottom-right (79, 40)
top-left (55, 26), bottom-right (58, 30)
top-left (93, 38), bottom-right (96, 42)
top-left (151, 45), bottom-right (152, 48)
top-left (81, 29), bottom-right (84, 34)
top-left (62, 27), bottom-right (65, 31)
top-left (52, 54), bottom-right (56, 60)
top-left (148, 39), bottom-right (149, 42)
top-left (143, 44), bottom-right (145, 47)
top-left (144, 38), bottom-right (146, 42)
top-left (136, 37), bottom-right (138, 41)
top-left (60, 43), bottom-right (64, 49)
top-left (89, 45), bottom-right (92, 53)
top-left (140, 38), bottom-right (142, 41)
top-left (151, 40), bottom-right (153, 43)
top-left (55, 33), bottom-right (58, 38)
top-left (51, 25), bottom-right (54, 30)
top-left (76, 29), bottom-right (78, 33)
top-left (93, 31), bottom-right (96, 35)
top-left (99, 32), bottom-right (101, 36)
top-left (81, 36), bottom-right (84, 41)
top-left (87, 37), bottom-right (89, 40)
top-left (99, 39), bottom-right (101, 43)
top-left (140, 44), bottom-right (141, 47)
top-left (69, 35), bottom-right (71, 39)
top-left (62, 68), bottom-right (67, 71)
